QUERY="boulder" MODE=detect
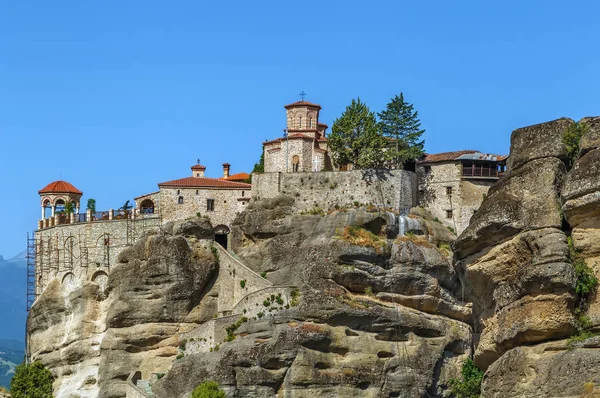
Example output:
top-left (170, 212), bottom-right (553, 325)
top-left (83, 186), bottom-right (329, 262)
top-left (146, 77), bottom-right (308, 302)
top-left (507, 117), bottom-right (572, 171)
top-left (483, 340), bottom-right (600, 398)
top-left (580, 116), bottom-right (600, 155)
top-left (454, 158), bottom-right (566, 259)
top-left (562, 148), bottom-right (600, 227)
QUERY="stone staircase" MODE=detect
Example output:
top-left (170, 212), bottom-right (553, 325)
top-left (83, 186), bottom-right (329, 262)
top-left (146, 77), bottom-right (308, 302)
top-left (136, 379), bottom-right (155, 396)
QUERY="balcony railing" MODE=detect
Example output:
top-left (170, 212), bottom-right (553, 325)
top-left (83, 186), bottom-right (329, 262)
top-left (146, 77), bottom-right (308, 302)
top-left (462, 167), bottom-right (504, 178)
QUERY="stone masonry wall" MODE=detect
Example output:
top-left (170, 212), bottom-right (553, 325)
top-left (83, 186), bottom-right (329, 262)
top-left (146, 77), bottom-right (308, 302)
top-left (159, 187), bottom-right (249, 227)
top-left (34, 216), bottom-right (161, 299)
top-left (214, 245), bottom-right (271, 315)
top-left (252, 170), bottom-right (417, 213)
top-left (417, 162), bottom-right (496, 235)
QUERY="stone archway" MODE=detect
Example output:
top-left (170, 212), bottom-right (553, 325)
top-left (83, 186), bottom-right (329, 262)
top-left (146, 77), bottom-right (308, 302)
top-left (140, 199), bottom-right (155, 214)
top-left (62, 272), bottom-right (77, 292)
top-left (214, 225), bottom-right (230, 249)
top-left (91, 271), bottom-right (109, 294)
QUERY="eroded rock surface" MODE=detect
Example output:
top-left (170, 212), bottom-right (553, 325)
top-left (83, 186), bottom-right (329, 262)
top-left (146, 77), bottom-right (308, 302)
top-left (28, 220), bottom-right (219, 398)
top-left (153, 200), bottom-right (472, 397)
top-left (455, 117), bottom-right (600, 397)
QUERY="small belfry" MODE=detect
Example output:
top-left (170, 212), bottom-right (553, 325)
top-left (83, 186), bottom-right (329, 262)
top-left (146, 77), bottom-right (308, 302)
top-left (38, 180), bottom-right (83, 220)
top-left (263, 96), bottom-right (332, 173)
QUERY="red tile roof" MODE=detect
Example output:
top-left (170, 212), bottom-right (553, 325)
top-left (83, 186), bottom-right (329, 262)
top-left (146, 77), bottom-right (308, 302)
top-left (263, 133), bottom-right (321, 145)
top-left (418, 150), bottom-right (508, 164)
top-left (318, 122), bottom-right (329, 128)
top-left (284, 100), bottom-right (321, 109)
top-left (221, 172), bottom-right (250, 182)
top-left (158, 177), bottom-right (250, 189)
top-left (39, 180), bottom-right (83, 195)
top-left (191, 164), bottom-right (206, 170)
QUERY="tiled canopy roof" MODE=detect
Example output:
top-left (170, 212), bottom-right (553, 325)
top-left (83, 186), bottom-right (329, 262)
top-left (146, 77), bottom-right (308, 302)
top-left (418, 150), bottom-right (508, 164)
top-left (191, 164), bottom-right (207, 170)
top-left (221, 172), bottom-right (250, 182)
top-left (284, 100), bottom-right (321, 109)
top-left (158, 177), bottom-right (250, 189)
top-left (39, 180), bottom-right (83, 195)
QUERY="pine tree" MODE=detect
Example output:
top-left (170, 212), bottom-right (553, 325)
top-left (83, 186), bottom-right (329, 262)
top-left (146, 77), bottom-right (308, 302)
top-left (328, 98), bottom-right (386, 169)
top-left (252, 152), bottom-right (264, 173)
top-left (378, 93), bottom-right (425, 168)
top-left (10, 362), bottom-right (54, 398)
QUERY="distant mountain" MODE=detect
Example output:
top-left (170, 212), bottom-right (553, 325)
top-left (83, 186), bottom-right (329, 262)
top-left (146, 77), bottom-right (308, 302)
top-left (0, 339), bottom-right (23, 389)
top-left (0, 252), bottom-right (27, 341)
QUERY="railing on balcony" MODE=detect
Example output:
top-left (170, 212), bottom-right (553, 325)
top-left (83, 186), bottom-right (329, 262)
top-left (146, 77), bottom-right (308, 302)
top-left (462, 166), bottom-right (504, 178)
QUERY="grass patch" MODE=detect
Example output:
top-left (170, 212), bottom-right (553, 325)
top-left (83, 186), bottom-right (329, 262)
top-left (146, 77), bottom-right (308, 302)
top-left (338, 226), bottom-right (387, 253)
top-left (437, 241), bottom-right (452, 256)
top-left (395, 234), bottom-right (434, 249)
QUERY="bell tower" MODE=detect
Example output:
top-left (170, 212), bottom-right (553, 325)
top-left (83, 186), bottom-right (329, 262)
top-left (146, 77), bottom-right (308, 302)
top-left (284, 97), bottom-right (321, 137)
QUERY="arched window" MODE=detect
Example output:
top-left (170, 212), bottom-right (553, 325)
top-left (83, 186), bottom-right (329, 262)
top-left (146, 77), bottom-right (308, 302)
top-left (292, 155), bottom-right (300, 172)
top-left (299, 117), bottom-right (302, 128)
top-left (309, 117), bottom-right (313, 128)
top-left (177, 190), bottom-right (180, 195)
top-left (178, 196), bottom-right (184, 204)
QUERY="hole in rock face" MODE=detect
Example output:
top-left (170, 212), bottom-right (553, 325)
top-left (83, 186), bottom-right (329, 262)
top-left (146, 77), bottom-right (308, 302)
top-left (357, 382), bottom-right (370, 390)
top-left (377, 351), bottom-right (394, 358)
top-left (314, 362), bottom-right (330, 370)
top-left (389, 392), bottom-right (400, 397)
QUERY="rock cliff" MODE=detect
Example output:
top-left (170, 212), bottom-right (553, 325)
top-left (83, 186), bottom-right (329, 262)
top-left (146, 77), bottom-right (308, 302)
top-left (28, 220), bottom-right (219, 398)
top-left (454, 117), bottom-right (600, 397)
top-left (153, 198), bottom-right (472, 397)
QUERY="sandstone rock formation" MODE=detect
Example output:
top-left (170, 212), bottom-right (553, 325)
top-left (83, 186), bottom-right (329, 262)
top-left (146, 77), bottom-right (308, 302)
top-left (454, 117), bottom-right (600, 397)
top-left (28, 219), bottom-right (219, 398)
top-left (152, 199), bottom-right (472, 397)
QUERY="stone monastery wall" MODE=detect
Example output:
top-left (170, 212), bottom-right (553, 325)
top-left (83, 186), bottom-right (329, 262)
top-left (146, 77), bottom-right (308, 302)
top-left (252, 169), bottom-right (417, 212)
top-left (34, 216), bottom-right (161, 297)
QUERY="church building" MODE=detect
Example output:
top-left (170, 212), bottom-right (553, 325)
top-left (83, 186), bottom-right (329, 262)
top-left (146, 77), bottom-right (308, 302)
top-left (263, 100), bottom-right (333, 173)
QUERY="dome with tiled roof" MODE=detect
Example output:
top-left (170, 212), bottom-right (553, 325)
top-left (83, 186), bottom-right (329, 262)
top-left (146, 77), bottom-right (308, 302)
top-left (39, 180), bottom-right (83, 195)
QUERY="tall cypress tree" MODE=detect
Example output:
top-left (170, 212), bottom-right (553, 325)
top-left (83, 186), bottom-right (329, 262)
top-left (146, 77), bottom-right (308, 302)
top-left (328, 98), bottom-right (386, 169)
top-left (378, 93), bottom-right (425, 168)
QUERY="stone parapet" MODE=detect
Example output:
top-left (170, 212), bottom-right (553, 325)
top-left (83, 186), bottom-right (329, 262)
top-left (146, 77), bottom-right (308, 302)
top-left (252, 169), bottom-right (416, 213)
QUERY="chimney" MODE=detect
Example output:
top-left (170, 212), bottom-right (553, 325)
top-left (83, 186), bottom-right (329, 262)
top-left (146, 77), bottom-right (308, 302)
top-left (222, 163), bottom-right (231, 178)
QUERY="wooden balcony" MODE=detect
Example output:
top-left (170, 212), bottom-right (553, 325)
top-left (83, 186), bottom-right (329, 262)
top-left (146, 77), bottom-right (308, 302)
top-left (462, 166), bottom-right (504, 179)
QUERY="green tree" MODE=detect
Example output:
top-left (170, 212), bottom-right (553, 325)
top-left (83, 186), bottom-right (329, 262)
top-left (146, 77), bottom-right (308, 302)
top-left (563, 121), bottom-right (589, 168)
top-left (448, 359), bottom-right (484, 398)
top-left (191, 381), bottom-right (226, 398)
top-left (252, 152), bottom-right (265, 174)
top-left (86, 198), bottom-right (96, 213)
top-left (378, 93), bottom-right (425, 168)
top-left (64, 201), bottom-right (75, 215)
top-left (10, 362), bottom-right (54, 398)
top-left (328, 98), bottom-right (386, 169)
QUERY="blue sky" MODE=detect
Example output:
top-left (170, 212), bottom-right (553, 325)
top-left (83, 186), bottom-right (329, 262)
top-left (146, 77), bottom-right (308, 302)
top-left (1, 1), bottom-right (599, 257)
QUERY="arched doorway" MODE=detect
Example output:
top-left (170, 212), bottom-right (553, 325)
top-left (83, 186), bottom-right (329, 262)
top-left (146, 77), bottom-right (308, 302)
top-left (214, 225), bottom-right (230, 249)
top-left (140, 199), bottom-right (155, 214)
top-left (292, 155), bottom-right (300, 172)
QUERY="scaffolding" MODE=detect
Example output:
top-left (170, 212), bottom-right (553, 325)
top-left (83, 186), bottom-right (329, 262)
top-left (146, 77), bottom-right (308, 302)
top-left (26, 232), bottom-right (37, 311)
top-left (28, 216), bottom-right (161, 309)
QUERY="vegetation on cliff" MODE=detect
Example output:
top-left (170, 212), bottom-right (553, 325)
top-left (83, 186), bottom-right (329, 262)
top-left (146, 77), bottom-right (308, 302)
top-left (10, 362), bottom-right (53, 398)
top-left (448, 359), bottom-right (484, 398)
top-left (191, 381), bottom-right (225, 398)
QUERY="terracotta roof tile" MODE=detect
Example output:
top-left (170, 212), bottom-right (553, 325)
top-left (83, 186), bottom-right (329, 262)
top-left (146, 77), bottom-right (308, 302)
top-left (284, 100), bottom-right (321, 109)
top-left (39, 180), bottom-right (83, 195)
top-left (221, 172), bottom-right (250, 181)
top-left (158, 177), bottom-right (250, 189)
top-left (418, 150), bottom-right (507, 164)
top-left (191, 164), bottom-right (206, 170)
top-left (263, 133), bottom-right (318, 145)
